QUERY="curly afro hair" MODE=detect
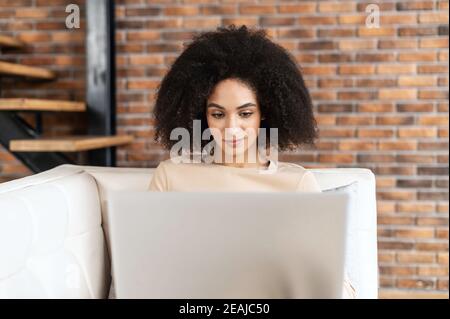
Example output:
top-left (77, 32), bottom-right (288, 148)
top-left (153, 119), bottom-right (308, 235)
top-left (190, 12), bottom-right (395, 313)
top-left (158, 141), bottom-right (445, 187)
top-left (153, 24), bottom-right (318, 152)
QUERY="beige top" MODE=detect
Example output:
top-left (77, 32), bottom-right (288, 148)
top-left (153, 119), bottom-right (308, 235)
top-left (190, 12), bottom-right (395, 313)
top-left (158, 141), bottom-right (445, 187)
top-left (148, 157), bottom-right (321, 192)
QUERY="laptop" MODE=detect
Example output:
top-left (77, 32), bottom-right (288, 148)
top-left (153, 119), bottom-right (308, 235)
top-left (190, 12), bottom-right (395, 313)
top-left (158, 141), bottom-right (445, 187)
top-left (106, 191), bottom-right (350, 299)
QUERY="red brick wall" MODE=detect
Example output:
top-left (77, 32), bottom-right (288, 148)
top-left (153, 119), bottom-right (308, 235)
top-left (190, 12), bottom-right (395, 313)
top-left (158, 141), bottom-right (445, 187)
top-left (1, 0), bottom-right (449, 297)
top-left (0, 0), bottom-right (87, 181)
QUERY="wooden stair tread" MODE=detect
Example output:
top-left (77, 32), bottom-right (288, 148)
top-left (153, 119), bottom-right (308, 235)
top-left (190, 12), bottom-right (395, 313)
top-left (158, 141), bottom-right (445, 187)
top-left (0, 61), bottom-right (55, 80)
top-left (0, 35), bottom-right (24, 48)
top-left (10, 135), bottom-right (134, 152)
top-left (0, 98), bottom-right (86, 112)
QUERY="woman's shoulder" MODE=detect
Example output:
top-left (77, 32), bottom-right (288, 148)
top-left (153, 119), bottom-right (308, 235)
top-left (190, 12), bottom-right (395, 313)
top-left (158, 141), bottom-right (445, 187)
top-left (276, 161), bottom-right (308, 173)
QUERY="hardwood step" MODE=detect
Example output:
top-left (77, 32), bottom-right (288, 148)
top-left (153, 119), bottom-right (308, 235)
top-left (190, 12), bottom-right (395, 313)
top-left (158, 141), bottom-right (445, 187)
top-left (0, 61), bottom-right (55, 80)
top-left (0, 98), bottom-right (86, 112)
top-left (10, 135), bottom-right (134, 152)
top-left (0, 35), bottom-right (24, 48)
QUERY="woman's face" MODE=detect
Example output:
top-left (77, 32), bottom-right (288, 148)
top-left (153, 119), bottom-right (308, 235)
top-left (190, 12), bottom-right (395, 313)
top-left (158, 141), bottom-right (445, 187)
top-left (206, 78), bottom-right (262, 163)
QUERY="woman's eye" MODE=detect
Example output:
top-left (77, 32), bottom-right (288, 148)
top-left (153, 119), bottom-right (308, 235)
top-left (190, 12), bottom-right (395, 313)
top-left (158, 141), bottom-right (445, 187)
top-left (240, 112), bottom-right (253, 118)
top-left (211, 113), bottom-right (224, 119)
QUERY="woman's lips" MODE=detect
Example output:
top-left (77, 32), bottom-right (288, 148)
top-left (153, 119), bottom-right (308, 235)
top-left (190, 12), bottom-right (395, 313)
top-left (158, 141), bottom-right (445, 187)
top-left (223, 138), bottom-right (244, 147)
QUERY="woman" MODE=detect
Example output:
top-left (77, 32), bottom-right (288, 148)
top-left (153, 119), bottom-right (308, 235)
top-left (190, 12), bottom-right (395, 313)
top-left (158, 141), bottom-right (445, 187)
top-left (148, 25), bottom-right (356, 298)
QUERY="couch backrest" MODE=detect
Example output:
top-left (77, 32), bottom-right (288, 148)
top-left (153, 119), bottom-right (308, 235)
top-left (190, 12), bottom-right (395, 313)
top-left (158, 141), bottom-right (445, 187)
top-left (0, 165), bottom-right (109, 298)
top-left (0, 164), bottom-right (378, 299)
top-left (81, 164), bottom-right (378, 299)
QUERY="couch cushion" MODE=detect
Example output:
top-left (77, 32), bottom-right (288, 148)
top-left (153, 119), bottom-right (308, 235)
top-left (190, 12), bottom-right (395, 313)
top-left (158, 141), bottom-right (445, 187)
top-left (0, 167), bottom-right (109, 298)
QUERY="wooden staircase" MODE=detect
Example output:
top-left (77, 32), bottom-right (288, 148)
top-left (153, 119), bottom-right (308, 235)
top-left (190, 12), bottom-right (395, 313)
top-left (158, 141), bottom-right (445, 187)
top-left (0, 34), bottom-right (133, 170)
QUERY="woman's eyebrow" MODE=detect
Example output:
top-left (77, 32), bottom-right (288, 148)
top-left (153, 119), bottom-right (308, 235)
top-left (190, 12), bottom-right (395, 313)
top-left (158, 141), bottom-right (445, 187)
top-left (207, 102), bottom-right (257, 109)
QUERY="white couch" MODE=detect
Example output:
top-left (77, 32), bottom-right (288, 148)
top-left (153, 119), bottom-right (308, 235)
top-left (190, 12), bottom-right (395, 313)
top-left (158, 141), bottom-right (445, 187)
top-left (0, 164), bottom-right (378, 298)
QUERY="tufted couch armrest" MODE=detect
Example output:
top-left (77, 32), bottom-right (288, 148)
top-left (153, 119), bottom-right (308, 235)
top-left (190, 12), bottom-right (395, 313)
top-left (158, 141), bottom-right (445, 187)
top-left (0, 165), bottom-right (109, 298)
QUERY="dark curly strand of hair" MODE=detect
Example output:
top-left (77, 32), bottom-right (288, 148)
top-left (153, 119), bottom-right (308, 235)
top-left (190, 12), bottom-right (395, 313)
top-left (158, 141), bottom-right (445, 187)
top-left (153, 24), bottom-right (318, 152)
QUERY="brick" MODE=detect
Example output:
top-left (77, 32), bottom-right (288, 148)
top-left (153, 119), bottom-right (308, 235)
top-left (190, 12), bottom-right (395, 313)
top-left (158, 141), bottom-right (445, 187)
top-left (358, 154), bottom-right (395, 162)
top-left (397, 2), bottom-right (434, 10)
top-left (417, 267), bottom-right (449, 276)
top-left (337, 116), bottom-right (374, 125)
top-left (394, 228), bottom-right (434, 238)
top-left (318, 103), bottom-right (353, 112)
top-left (260, 17), bottom-right (296, 27)
top-left (396, 154), bottom-right (435, 164)
top-left (378, 241), bottom-right (414, 250)
top-left (298, 41), bottom-right (336, 50)
top-left (380, 266), bottom-right (416, 276)
top-left (125, 7), bottom-right (160, 16)
top-left (182, 17), bottom-right (222, 29)
top-left (420, 37), bottom-right (449, 48)
top-left (398, 75), bottom-right (437, 86)
top-left (417, 217), bottom-right (449, 226)
top-left (377, 64), bottom-right (416, 74)
top-left (127, 31), bottom-right (160, 41)
top-left (380, 14), bottom-right (418, 25)
top-left (419, 90), bottom-right (449, 100)
top-left (397, 279), bottom-right (434, 289)
top-left (418, 65), bottom-right (449, 74)
top-left (163, 6), bottom-right (199, 16)
top-left (319, 2), bottom-right (356, 12)
top-left (298, 16), bottom-right (337, 25)
top-left (318, 79), bottom-right (353, 88)
top-left (398, 128), bottom-right (437, 138)
top-left (397, 179), bottom-right (433, 188)
top-left (398, 27), bottom-right (438, 37)
top-left (376, 177), bottom-right (397, 188)
top-left (318, 154), bottom-right (354, 163)
top-left (378, 216), bottom-right (415, 225)
top-left (129, 55), bottom-right (164, 65)
top-left (339, 39), bottom-right (376, 50)
top-left (377, 202), bottom-right (396, 214)
top-left (358, 27), bottom-right (396, 37)
top-left (379, 141), bottom-right (417, 151)
top-left (379, 39), bottom-right (418, 49)
top-left (278, 3), bottom-right (316, 13)
top-left (339, 65), bottom-right (375, 75)
top-left (379, 89), bottom-right (417, 100)
top-left (418, 166), bottom-right (449, 175)
top-left (222, 17), bottom-right (258, 26)
top-left (200, 5), bottom-right (236, 15)
top-left (437, 280), bottom-right (449, 290)
top-left (438, 253), bottom-right (449, 264)
top-left (377, 191), bottom-right (415, 201)
top-left (319, 128), bottom-right (355, 138)
top-left (277, 28), bottom-right (315, 39)
top-left (398, 52), bottom-right (437, 62)
top-left (436, 229), bottom-right (449, 239)
top-left (397, 103), bottom-right (434, 112)
top-left (358, 129), bottom-right (394, 138)
top-left (338, 141), bottom-right (376, 151)
top-left (376, 115), bottom-right (415, 125)
top-left (419, 142), bottom-right (449, 151)
top-left (337, 91), bottom-right (377, 100)
top-left (357, 103), bottom-right (394, 113)
top-left (338, 14), bottom-right (366, 25)
top-left (397, 252), bottom-right (435, 264)
top-left (15, 7), bottom-right (48, 18)
top-left (418, 115), bottom-right (449, 126)
top-left (397, 202), bottom-right (435, 213)
top-left (375, 166), bottom-right (416, 176)
top-left (378, 252), bottom-right (396, 263)
top-left (418, 191), bottom-right (448, 201)
top-left (356, 53), bottom-right (395, 62)
top-left (318, 29), bottom-right (355, 37)
top-left (315, 114), bottom-right (336, 125)
top-left (419, 12), bottom-right (449, 24)
top-left (318, 54), bottom-right (353, 63)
